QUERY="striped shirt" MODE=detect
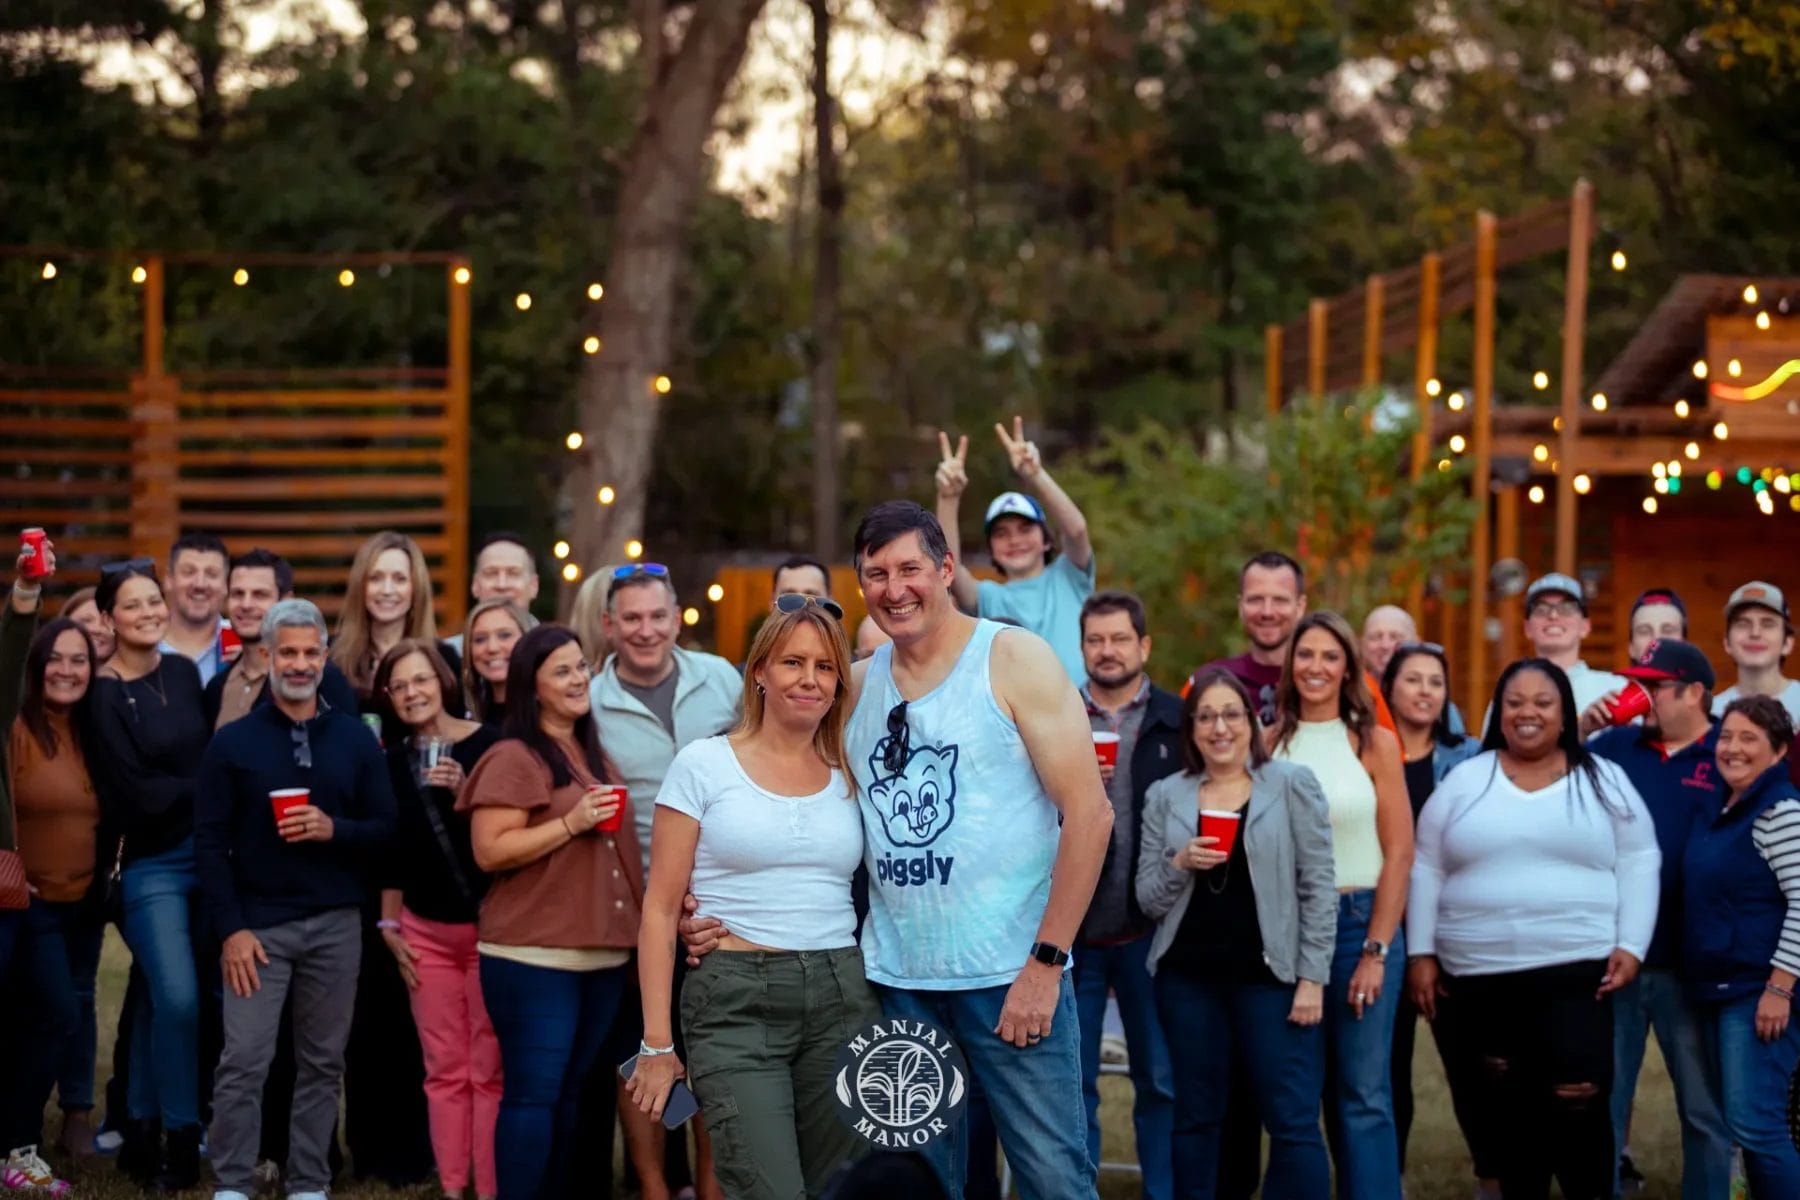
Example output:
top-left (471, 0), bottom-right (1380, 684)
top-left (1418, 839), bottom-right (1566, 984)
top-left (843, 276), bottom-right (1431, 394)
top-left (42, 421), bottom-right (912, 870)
top-left (1752, 796), bottom-right (1800, 977)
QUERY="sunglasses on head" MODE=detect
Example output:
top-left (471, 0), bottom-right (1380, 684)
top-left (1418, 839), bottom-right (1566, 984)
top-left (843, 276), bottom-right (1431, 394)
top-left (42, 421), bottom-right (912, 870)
top-left (774, 592), bottom-right (845, 621)
top-left (1395, 641), bottom-right (1446, 656)
top-left (606, 562), bottom-right (670, 600)
top-left (881, 700), bottom-right (911, 774)
top-left (100, 557), bottom-right (156, 579)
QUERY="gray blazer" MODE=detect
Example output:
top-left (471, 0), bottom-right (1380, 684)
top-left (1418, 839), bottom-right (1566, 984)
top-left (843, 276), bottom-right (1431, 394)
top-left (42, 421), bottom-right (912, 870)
top-left (1136, 760), bottom-right (1337, 985)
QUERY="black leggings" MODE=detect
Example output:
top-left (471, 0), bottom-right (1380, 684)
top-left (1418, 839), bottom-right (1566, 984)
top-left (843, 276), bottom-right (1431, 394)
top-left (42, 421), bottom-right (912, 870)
top-left (1393, 985), bottom-right (1503, 1178)
top-left (1450, 960), bottom-right (1615, 1200)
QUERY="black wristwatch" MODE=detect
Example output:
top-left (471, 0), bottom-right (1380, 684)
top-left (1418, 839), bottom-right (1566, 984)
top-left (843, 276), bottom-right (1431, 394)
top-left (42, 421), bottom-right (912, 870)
top-left (1361, 938), bottom-right (1389, 961)
top-left (1029, 941), bottom-right (1071, 968)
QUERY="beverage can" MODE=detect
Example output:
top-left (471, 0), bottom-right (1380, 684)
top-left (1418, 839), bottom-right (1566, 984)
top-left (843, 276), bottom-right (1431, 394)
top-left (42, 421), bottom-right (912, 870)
top-left (19, 528), bottom-right (48, 580)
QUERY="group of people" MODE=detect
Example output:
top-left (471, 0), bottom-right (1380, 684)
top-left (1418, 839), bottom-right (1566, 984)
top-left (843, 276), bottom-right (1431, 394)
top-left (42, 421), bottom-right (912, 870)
top-left (0, 415), bottom-right (1797, 1200)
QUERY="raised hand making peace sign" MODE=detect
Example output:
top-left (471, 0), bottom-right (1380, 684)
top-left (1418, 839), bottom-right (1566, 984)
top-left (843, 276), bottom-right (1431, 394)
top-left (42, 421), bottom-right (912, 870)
top-left (935, 431), bottom-right (970, 500)
top-left (995, 415), bottom-right (1043, 479)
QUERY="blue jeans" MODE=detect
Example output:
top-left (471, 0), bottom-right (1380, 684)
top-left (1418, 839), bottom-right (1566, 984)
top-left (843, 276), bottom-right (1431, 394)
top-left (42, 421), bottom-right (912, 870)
top-left (1, 899), bottom-right (93, 1147)
top-left (1154, 969), bottom-right (1328, 1200)
top-left (1323, 891), bottom-right (1403, 1200)
top-left (876, 974), bottom-right (1096, 1200)
top-left (119, 838), bottom-right (202, 1130)
top-left (1611, 969), bottom-right (1732, 1200)
top-left (1073, 937), bottom-right (1174, 1200)
top-left (1700, 992), bottom-right (1800, 1197)
top-left (479, 955), bottom-right (628, 1200)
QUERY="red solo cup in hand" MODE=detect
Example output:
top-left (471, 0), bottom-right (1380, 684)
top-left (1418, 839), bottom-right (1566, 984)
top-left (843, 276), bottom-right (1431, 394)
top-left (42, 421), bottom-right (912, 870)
top-left (1199, 810), bottom-right (1243, 856)
top-left (219, 624), bottom-right (241, 656)
top-left (19, 528), bottom-right (49, 580)
top-left (591, 786), bottom-right (628, 833)
top-left (1092, 731), bottom-right (1121, 768)
top-left (1609, 681), bottom-right (1653, 726)
top-left (270, 788), bottom-right (310, 824)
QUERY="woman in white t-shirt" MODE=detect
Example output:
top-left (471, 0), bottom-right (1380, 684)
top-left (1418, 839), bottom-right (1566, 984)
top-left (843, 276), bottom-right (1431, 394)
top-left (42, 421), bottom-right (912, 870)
top-left (627, 596), bottom-right (878, 1199)
top-left (1407, 658), bottom-right (1661, 1200)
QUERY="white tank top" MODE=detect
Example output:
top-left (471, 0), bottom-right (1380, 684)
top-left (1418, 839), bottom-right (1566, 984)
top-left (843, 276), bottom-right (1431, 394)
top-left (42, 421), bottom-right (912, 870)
top-left (1276, 718), bottom-right (1383, 891)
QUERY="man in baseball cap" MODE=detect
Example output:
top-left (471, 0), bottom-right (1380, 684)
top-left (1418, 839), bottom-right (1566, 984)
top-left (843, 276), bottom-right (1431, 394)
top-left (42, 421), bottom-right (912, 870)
top-left (1714, 581), bottom-right (1800, 726)
top-left (1487, 572), bottom-right (1627, 734)
top-left (1589, 638), bottom-right (1734, 1198)
top-left (931, 418), bottom-right (1097, 682)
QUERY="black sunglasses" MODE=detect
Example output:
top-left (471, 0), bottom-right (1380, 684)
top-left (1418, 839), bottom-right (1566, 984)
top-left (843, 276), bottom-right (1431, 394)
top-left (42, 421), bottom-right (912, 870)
top-left (100, 557), bottom-right (156, 579)
top-left (1395, 641), bottom-right (1446, 656)
top-left (607, 562), bottom-right (670, 600)
top-left (881, 700), bottom-right (911, 774)
top-left (774, 592), bottom-right (845, 621)
top-left (291, 723), bottom-right (312, 770)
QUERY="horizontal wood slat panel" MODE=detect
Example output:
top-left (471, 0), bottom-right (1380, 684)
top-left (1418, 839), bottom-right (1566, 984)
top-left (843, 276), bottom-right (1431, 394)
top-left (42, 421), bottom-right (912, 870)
top-left (177, 416), bottom-right (448, 439)
top-left (188, 508), bottom-right (448, 531)
top-left (174, 476), bottom-right (447, 500)
top-left (182, 389), bottom-right (451, 410)
top-left (220, 534), bottom-right (449, 558)
top-left (0, 509), bottom-right (131, 526)
top-left (0, 390), bottom-right (133, 406)
top-left (11, 449), bottom-right (134, 465)
top-left (2, 417), bottom-right (135, 437)
top-left (178, 447), bottom-right (447, 467)
top-left (0, 479), bottom-right (132, 497)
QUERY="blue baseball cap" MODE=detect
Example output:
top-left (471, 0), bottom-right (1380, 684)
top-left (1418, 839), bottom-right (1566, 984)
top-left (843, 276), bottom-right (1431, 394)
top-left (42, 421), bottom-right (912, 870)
top-left (984, 491), bottom-right (1046, 535)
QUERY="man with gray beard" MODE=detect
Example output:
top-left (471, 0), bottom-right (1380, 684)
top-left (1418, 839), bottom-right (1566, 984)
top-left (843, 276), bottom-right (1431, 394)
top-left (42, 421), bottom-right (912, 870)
top-left (194, 599), bottom-right (397, 1200)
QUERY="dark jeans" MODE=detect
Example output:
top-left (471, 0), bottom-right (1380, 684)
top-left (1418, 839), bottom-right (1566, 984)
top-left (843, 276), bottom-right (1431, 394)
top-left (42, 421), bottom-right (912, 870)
top-left (480, 955), bottom-right (629, 1200)
top-left (344, 913), bottom-right (432, 1183)
top-left (1453, 960), bottom-right (1615, 1200)
top-left (1393, 986), bottom-right (1501, 1178)
top-left (1154, 969), bottom-right (1328, 1200)
top-left (0, 897), bottom-right (102, 1148)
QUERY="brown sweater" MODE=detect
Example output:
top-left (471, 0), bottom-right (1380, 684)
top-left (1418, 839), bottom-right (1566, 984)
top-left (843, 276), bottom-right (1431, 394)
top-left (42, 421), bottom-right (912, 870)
top-left (457, 738), bottom-right (643, 950)
top-left (9, 712), bottom-right (101, 901)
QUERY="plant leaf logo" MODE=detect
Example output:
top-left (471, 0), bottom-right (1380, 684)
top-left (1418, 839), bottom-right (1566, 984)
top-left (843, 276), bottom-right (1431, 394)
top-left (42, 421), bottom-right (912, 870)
top-left (832, 1017), bottom-right (970, 1149)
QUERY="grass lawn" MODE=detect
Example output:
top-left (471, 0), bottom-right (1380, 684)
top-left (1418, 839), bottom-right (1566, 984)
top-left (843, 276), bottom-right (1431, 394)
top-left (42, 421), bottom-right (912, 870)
top-left (41, 931), bottom-right (1686, 1198)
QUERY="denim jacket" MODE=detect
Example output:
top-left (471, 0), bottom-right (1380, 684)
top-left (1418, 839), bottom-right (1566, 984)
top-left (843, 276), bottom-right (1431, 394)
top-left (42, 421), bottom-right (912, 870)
top-left (1136, 760), bottom-right (1337, 984)
top-left (1432, 735), bottom-right (1482, 787)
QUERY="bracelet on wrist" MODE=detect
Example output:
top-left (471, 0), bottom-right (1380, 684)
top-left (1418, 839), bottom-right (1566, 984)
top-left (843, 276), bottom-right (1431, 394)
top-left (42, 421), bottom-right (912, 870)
top-left (376, 919), bottom-right (401, 932)
top-left (1767, 981), bottom-right (1795, 1001)
top-left (12, 582), bottom-right (41, 599)
top-left (560, 813), bottom-right (576, 837)
top-left (639, 1040), bottom-right (676, 1058)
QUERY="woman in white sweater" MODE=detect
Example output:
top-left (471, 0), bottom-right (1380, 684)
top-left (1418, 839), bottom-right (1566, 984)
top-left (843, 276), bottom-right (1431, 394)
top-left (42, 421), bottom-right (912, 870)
top-left (1406, 658), bottom-right (1661, 1200)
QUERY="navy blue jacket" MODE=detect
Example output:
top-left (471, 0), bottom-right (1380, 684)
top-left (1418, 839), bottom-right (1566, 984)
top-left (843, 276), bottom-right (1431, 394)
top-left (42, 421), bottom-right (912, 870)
top-left (1588, 722), bottom-right (1722, 969)
top-left (194, 698), bottom-right (397, 938)
top-left (1683, 763), bottom-right (1797, 1003)
top-left (201, 657), bottom-right (358, 731)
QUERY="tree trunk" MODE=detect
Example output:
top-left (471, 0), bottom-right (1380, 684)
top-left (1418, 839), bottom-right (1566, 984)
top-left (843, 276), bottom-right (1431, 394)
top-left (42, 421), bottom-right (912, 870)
top-left (569, 0), bottom-right (766, 580)
top-left (808, 0), bottom-right (844, 559)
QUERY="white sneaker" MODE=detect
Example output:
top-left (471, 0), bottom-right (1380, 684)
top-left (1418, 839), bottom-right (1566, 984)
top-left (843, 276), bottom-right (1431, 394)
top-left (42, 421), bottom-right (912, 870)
top-left (213, 1192), bottom-right (253, 1200)
top-left (287, 1191), bottom-right (329, 1200)
top-left (2, 1146), bottom-right (71, 1196)
top-left (1099, 1032), bottom-right (1129, 1066)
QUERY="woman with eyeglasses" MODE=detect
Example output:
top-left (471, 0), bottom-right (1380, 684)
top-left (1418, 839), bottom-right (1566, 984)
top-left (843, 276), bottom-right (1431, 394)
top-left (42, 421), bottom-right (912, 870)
top-left (83, 559), bottom-right (212, 1190)
top-left (1408, 659), bottom-right (1658, 1199)
top-left (461, 600), bottom-right (535, 729)
top-left (1135, 667), bottom-right (1336, 1198)
top-left (626, 596), bottom-right (874, 1197)
top-left (1265, 611), bottom-right (1411, 1200)
top-left (1, 541), bottom-right (106, 1195)
top-left (1682, 695), bottom-right (1800, 1195)
top-left (373, 639), bottom-right (503, 1200)
top-left (459, 624), bottom-right (642, 1200)
top-left (1378, 642), bottom-right (1493, 1197)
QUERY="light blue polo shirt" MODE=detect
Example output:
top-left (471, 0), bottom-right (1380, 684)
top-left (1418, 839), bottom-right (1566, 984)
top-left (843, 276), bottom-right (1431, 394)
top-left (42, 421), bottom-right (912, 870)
top-left (975, 554), bottom-right (1095, 683)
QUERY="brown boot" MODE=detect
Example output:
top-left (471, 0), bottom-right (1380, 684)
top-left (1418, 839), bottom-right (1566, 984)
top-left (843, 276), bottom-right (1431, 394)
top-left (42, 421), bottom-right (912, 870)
top-left (58, 1109), bottom-right (96, 1159)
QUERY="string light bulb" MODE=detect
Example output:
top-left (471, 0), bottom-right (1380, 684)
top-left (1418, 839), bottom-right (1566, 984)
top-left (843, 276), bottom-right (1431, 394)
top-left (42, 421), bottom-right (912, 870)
top-left (706, 583), bottom-right (725, 603)
top-left (1643, 496), bottom-right (1658, 514)
top-left (1591, 392), bottom-right (1608, 412)
top-left (1693, 361), bottom-right (1708, 380)
top-left (1436, 459), bottom-right (1452, 472)
top-left (652, 375), bottom-right (672, 395)
top-left (131, 265), bottom-right (148, 285)
top-left (1533, 371), bottom-right (1551, 390)
top-left (1654, 477), bottom-right (1669, 495)
top-left (515, 293), bottom-right (532, 311)
top-left (1426, 378), bottom-right (1442, 398)
top-left (683, 607), bottom-right (700, 627)
top-left (233, 268), bottom-right (249, 286)
top-left (1675, 399), bottom-right (1691, 418)
top-left (596, 485), bottom-right (615, 505)
top-left (1447, 392), bottom-right (1466, 412)
top-left (1729, 359), bottom-right (1743, 377)
top-left (1653, 462), bottom-right (1667, 479)
top-left (338, 269), bottom-right (355, 287)
top-left (1714, 421), bottom-right (1730, 441)
top-left (1611, 249), bottom-right (1627, 271)
top-left (1668, 461), bottom-right (1682, 477)
top-left (624, 539), bottom-right (644, 560)
top-left (1533, 444), bottom-right (1550, 463)
top-left (1449, 434), bottom-right (1467, 453)
top-left (583, 336), bottom-right (601, 355)
top-left (1553, 416), bottom-right (1564, 432)
top-left (1778, 475), bottom-right (1793, 495)
top-left (1707, 470), bottom-right (1723, 490)
top-left (1757, 311), bottom-right (1773, 331)
top-left (453, 266), bottom-right (471, 285)
top-left (1528, 485), bottom-right (1546, 504)
top-left (565, 432), bottom-right (584, 450)
top-left (1744, 284), bottom-right (1760, 304)
top-left (553, 541), bottom-right (570, 560)
top-left (1685, 441), bottom-right (1700, 459)
top-left (40, 262), bottom-right (56, 280)
top-left (588, 283), bottom-right (604, 301)
top-left (1573, 474), bottom-right (1593, 495)
top-left (562, 563), bottom-right (581, 582)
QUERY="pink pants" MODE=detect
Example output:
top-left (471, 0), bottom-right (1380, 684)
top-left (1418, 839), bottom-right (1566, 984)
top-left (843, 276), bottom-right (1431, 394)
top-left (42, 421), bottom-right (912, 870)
top-left (401, 909), bottom-right (502, 1198)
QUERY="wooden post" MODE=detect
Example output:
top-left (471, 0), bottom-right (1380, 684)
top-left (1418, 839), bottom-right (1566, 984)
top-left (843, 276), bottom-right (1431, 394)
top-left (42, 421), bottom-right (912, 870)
top-left (1406, 253), bottom-right (1441, 619)
top-left (445, 260), bottom-right (472, 631)
top-left (1468, 212), bottom-right (1497, 720)
top-left (1265, 324), bottom-right (1283, 416)
top-left (1307, 298), bottom-right (1327, 400)
top-left (1555, 179), bottom-right (1593, 576)
top-left (1361, 274), bottom-right (1385, 388)
top-left (1497, 483), bottom-right (1521, 667)
top-left (131, 255), bottom-right (178, 562)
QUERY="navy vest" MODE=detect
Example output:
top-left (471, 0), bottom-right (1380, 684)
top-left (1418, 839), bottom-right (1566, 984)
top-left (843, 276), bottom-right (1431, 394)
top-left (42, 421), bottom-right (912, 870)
top-left (1682, 763), bottom-right (1797, 1004)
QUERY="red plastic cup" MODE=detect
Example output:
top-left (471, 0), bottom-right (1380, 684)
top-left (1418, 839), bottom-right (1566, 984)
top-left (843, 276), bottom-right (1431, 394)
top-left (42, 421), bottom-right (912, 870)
top-left (219, 624), bottom-right (241, 656)
top-left (1609, 681), bottom-right (1653, 726)
top-left (591, 785), bottom-right (628, 833)
top-left (270, 788), bottom-right (310, 824)
top-left (19, 528), bottom-right (48, 579)
top-left (1092, 731), bottom-right (1121, 768)
top-left (1199, 809), bottom-right (1243, 856)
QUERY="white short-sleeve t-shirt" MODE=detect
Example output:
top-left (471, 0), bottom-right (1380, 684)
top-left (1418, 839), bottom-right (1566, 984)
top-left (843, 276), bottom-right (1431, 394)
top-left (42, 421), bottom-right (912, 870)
top-left (656, 735), bottom-right (864, 950)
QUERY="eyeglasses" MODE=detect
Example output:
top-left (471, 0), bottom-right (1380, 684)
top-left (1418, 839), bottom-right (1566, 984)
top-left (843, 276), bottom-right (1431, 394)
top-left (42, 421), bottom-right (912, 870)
top-left (386, 672), bottom-right (439, 697)
top-left (100, 557), bottom-right (156, 579)
top-left (607, 563), bottom-right (670, 600)
top-left (1395, 641), bottom-right (1445, 656)
top-left (1193, 708), bottom-right (1249, 729)
top-left (774, 592), bottom-right (845, 621)
top-left (881, 700), bottom-right (911, 774)
top-left (1528, 601), bottom-right (1583, 619)
top-left (291, 723), bottom-right (312, 770)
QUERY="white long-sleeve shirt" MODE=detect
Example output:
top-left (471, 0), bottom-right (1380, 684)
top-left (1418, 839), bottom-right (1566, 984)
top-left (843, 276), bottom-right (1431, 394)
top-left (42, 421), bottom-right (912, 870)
top-left (1408, 751), bottom-right (1661, 977)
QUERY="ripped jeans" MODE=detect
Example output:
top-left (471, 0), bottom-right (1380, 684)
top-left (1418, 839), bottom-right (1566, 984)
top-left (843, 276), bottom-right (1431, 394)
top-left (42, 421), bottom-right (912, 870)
top-left (1449, 959), bottom-right (1615, 1200)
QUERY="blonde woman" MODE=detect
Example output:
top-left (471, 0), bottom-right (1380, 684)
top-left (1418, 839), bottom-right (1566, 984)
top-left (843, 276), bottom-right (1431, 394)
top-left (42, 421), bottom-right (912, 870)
top-left (333, 532), bottom-right (449, 701)
top-left (567, 569), bottom-right (615, 674)
top-left (461, 600), bottom-right (536, 728)
top-left (627, 596), bottom-right (878, 1199)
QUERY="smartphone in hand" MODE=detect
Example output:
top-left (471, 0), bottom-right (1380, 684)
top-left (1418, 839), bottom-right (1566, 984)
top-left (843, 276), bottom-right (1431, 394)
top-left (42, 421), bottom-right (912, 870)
top-left (618, 1054), bottom-right (700, 1129)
